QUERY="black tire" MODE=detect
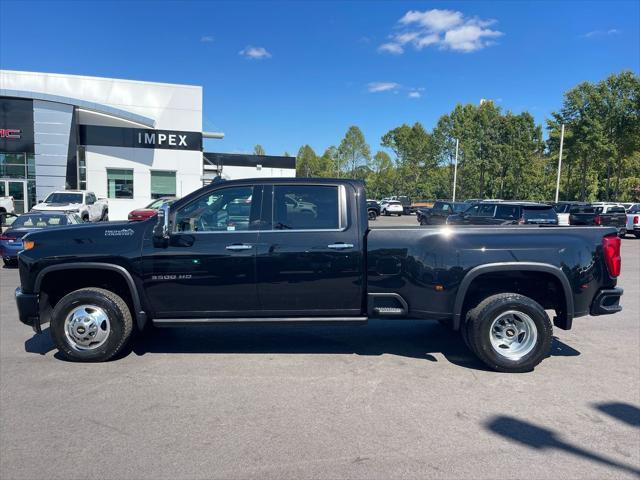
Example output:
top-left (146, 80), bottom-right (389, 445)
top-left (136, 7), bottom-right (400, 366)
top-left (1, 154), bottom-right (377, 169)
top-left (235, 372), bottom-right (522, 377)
top-left (368, 210), bottom-right (377, 221)
top-left (464, 293), bottom-right (552, 373)
top-left (50, 287), bottom-right (133, 362)
top-left (420, 217), bottom-right (429, 226)
top-left (102, 210), bottom-right (109, 222)
top-left (635, 233), bottom-right (640, 239)
top-left (82, 214), bottom-right (89, 223)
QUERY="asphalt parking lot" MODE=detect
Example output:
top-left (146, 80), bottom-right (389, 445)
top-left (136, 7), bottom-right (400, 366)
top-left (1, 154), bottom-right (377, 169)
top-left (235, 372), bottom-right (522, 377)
top-left (1, 216), bottom-right (639, 480)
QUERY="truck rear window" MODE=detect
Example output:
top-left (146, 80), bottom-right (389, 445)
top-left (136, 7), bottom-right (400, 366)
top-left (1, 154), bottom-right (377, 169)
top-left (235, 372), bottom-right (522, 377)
top-left (523, 207), bottom-right (557, 220)
top-left (273, 185), bottom-right (339, 230)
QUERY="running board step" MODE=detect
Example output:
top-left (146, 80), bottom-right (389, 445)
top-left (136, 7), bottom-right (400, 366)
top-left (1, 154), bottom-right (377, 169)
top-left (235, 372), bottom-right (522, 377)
top-left (373, 307), bottom-right (405, 316)
top-left (153, 317), bottom-right (368, 327)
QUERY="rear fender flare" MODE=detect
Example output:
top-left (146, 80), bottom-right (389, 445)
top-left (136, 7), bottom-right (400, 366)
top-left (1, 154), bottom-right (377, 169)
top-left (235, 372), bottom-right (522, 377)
top-left (452, 262), bottom-right (574, 331)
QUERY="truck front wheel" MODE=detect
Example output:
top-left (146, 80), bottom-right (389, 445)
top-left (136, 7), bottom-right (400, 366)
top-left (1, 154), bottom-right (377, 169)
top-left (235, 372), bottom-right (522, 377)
top-left (50, 288), bottom-right (133, 362)
top-left (464, 293), bottom-right (552, 373)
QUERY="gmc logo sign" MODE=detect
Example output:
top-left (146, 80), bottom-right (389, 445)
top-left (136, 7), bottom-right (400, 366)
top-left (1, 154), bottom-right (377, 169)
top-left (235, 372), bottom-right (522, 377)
top-left (0, 129), bottom-right (21, 139)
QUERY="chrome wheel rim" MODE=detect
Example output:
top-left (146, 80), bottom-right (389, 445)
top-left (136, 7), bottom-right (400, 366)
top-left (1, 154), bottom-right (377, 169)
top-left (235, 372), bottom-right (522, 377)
top-left (64, 305), bottom-right (110, 351)
top-left (489, 310), bottom-right (537, 360)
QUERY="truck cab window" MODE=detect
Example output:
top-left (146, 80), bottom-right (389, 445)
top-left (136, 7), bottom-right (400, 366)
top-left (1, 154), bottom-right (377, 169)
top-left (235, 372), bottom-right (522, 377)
top-left (478, 204), bottom-right (496, 217)
top-left (273, 185), bottom-right (339, 230)
top-left (174, 186), bottom-right (256, 232)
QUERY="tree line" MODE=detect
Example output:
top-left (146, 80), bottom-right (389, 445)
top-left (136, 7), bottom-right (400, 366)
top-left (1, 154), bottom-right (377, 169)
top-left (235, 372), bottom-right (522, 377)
top-left (273, 71), bottom-right (640, 202)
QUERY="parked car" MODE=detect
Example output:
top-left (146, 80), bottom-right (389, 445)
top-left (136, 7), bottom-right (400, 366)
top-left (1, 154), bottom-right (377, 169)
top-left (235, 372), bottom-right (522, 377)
top-left (128, 197), bottom-right (177, 221)
top-left (447, 202), bottom-right (558, 226)
top-left (394, 195), bottom-right (413, 215)
top-left (380, 200), bottom-right (404, 216)
top-left (31, 190), bottom-right (108, 222)
top-left (568, 205), bottom-right (599, 226)
top-left (593, 204), bottom-right (627, 237)
top-left (418, 201), bottom-right (468, 225)
top-left (1, 212), bottom-right (82, 266)
top-left (553, 202), bottom-right (590, 226)
top-left (623, 203), bottom-right (639, 213)
top-left (411, 200), bottom-right (435, 212)
top-left (625, 204), bottom-right (640, 238)
top-left (0, 196), bottom-right (15, 222)
top-left (366, 200), bottom-right (380, 221)
top-left (15, 178), bottom-right (623, 373)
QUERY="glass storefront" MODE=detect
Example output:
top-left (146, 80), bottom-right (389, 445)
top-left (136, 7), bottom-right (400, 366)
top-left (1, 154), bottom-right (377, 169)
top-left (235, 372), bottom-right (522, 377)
top-left (0, 153), bottom-right (37, 212)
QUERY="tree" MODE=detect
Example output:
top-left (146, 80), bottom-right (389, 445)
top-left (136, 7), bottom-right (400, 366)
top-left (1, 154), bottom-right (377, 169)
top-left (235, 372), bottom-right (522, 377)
top-left (381, 122), bottom-right (434, 198)
top-left (547, 71), bottom-right (640, 201)
top-left (338, 126), bottom-right (370, 177)
top-left (295, 145), bottom-right (317, 177)
top-left (253, 144), bottom-right (266, 156)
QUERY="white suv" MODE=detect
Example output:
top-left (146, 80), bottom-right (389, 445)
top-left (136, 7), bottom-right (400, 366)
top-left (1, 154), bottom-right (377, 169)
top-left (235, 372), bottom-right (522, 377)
top-left (381, 200), bottom-right (404, 216)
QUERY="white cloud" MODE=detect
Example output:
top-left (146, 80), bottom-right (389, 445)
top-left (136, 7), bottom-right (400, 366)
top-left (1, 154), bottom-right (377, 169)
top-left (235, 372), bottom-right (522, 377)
top-left (367, 82), bottom-right (401, 93)
top-left (200, 35), bottom-right (214, 43)
top-left (583, 29), bottom-right (620, 38)
top-left (239, 46), bottom-right (272, 59)
top-left (399, 9), bottom-right (463, 32)
top-left (367, 82), bottom-right (424, 99)
top-left (379, 8), bottom-right (503, 54)
top-left (378, 42), bottom-right (404, 54)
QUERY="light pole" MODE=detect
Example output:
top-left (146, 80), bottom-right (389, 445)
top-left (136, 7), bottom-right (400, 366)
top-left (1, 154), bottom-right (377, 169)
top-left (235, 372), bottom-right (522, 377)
top-left (554, 124), bottom-right (565, 203)
top-left (452, 138), bottom-right (459, 202)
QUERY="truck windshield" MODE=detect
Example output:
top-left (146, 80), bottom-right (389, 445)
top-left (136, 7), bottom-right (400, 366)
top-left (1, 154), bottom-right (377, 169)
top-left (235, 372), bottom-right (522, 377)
top-left (44, 193), bottom-right (83, 204)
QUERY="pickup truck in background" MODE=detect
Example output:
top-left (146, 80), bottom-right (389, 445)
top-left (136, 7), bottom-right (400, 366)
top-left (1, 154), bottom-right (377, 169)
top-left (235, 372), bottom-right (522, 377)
top-left (626, 204), bottom-right (640, 238)
top-left (593, 204), bottom-right (627, 237)
top-left (0, 195), bottom-right (15, 218)
top-left (366, 200), bottom-right (380, 220)
top-left (31, 190), bottom-right (108, 222)
top-left (417, 200), bottom-right (468, 225)
top-left (14, 178), bottom-right (623, 372)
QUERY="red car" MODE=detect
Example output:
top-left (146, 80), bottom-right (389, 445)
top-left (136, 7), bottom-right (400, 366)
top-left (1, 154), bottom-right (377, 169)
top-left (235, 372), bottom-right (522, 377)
top-left (128, 197), bottom-right (176, 221)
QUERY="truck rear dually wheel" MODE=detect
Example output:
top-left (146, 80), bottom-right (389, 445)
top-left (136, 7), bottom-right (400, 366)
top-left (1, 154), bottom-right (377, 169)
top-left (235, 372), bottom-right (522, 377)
top-left (50, 288), bottom-right (133, 362)
top-left (463, 293), bottom-right (552, 373)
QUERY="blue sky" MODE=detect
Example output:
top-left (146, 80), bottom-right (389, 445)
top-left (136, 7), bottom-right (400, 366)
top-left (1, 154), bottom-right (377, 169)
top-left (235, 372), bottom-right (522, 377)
top-left (1, 1), bottom-right (638, 156)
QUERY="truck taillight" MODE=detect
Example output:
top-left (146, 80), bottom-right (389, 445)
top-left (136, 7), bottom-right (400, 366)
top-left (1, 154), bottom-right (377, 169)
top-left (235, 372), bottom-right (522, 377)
top-left (518, 216), bottom-right (525, 225)
top-left (594, 214), bottom-right (601, 226)
top-left (634, 215), bottom-right (639, 225)
top-left (602, 235), bottom-right (621, 277)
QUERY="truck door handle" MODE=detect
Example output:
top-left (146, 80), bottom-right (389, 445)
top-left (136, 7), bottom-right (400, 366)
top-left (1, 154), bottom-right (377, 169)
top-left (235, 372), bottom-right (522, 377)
top-left (225, 244), bottom-right (253, 251)
top-left (327, 243), bottom-right (354, 250)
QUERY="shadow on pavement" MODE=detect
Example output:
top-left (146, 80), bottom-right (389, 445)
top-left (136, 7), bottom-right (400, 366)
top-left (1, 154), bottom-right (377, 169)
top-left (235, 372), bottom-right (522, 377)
top-left (486, 416), bottom-right (640, 477)
top-left (594, 402), bottom-right (640, 428)
top-left (549, 336), bottom-right (581, 356)
top-left (126, 320), bottom-right (578, 371)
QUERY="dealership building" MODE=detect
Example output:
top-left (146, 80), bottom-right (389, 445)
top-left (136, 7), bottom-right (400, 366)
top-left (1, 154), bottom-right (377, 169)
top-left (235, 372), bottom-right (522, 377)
top-left (0, 70), bottom-right (295, 219)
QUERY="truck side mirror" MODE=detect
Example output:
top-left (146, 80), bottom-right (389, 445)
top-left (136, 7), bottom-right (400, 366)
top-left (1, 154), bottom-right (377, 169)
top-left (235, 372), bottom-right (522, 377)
top-left (153, 204), bottom-right (171, 247)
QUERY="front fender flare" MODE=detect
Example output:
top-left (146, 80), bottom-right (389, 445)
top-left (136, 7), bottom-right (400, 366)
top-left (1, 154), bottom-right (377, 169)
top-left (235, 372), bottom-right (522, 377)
top-left (34, 262), bottom-right (147, 330)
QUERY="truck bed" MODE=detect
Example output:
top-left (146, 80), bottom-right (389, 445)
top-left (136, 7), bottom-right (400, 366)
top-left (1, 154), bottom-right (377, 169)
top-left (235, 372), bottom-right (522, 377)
top-left (366, 225), bottom-right (617, 326)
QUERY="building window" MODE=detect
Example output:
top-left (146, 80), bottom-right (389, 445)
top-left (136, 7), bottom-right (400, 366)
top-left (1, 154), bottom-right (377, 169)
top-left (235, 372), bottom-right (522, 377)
top-left (107, 169), bottom-right (133, 199)
top-left (0, 153), bottom-right (28, 178)
top-left (77, 146), bottom-right (87, 190)
top-left (150, 170), bottom-right (176, 199)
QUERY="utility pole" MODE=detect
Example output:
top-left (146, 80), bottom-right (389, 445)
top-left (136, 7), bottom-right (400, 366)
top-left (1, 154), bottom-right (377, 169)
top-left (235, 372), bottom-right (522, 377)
top-left (554, 124), bottom-right (565, 203)
top-left (452, 139), bottom-right (459, 202)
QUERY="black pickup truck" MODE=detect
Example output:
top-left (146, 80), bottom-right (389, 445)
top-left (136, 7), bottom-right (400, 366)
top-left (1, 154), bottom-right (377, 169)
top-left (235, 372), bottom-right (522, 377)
top-left (14, 178), bottom-right (624, 372)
